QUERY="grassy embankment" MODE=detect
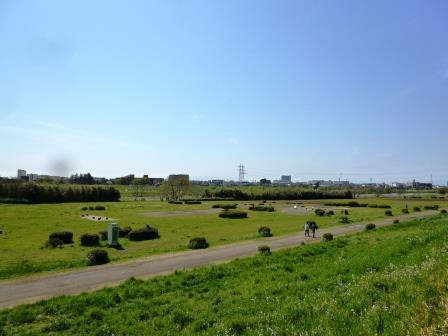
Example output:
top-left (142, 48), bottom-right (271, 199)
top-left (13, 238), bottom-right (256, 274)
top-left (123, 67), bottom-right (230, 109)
top-left (0, 198), bottom-right (445, 280)
top-left (1, 215), bottom-right (448, 335)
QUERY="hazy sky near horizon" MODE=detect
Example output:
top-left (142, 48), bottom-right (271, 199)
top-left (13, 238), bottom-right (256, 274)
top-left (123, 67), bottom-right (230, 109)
top-left (1, 0), bottom-right (448, 183)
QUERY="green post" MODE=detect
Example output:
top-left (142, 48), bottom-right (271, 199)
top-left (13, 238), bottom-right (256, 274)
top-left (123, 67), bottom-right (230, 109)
top-left (108, 222), bottom-right (119, 246)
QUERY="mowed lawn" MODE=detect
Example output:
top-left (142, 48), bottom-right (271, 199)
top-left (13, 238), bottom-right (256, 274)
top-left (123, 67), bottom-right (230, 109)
top-left (0, 198), bottom-right (446, 279)
top-left (1, 215), bottom-right (448, 335)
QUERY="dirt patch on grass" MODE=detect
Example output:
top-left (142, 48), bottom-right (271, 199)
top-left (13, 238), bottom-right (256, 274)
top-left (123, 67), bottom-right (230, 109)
top-left (140, 209), bottom-right (220, 218)
top-left (81, 214), bottom-right (116, 221)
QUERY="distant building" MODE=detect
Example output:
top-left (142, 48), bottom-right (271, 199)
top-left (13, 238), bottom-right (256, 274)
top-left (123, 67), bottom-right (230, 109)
top-left (210, 179), bottom-right (224, 186)
top-left (259, 178), bottom-right (271, 185)
top-left (149, 177), bottom-right (164, 186)
top-left (412, 179), bottom-right (432, 190)
top-left (27, 173), bottom-right (39, 182)
top-left (17, 169), bottom-right (27, 179)
top-left (168, 174), bottom-right (189, 182)
top-left (280, 175), bottom-right (291, 183)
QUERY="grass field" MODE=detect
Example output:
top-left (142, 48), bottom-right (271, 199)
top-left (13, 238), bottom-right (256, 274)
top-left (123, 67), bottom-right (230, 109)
top-left (0, 197), bottom-right (446, 280)
top-left (1, 214), bottom-right (448, 335)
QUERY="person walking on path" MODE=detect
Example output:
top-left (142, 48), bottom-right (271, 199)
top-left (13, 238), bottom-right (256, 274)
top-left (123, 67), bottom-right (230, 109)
top-left (309, 221), bottom-right (318, 238)
top-left (304, 222), bottom-right (310, 237)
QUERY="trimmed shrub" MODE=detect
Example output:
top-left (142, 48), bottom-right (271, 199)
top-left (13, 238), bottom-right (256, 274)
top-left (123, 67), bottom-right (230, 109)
top-left (365, 223), bottom-right (376, 231)
top-left (86, 249), bottom-right (110, 266)
top-left (81, 207), bottom-right (88, 211)
top-left (441, 209), bottom-right (447, 214)
top-left (99, 230), bottom-right (107, 241)
top-left (88, 206), bottom-right (95, 210)
top-left (187, 237), bottom-right (209, 249)
top-left (95, 205), bottom-right (106, 211)
top-left (413, 206), bottom-right (421, 212)
top-left (168, 201), bottom-right (182, 204)
top-left (339, 216), bottom-right (349, 224)
top-left (184, 200), bottom-right (202, 205)
top-left (327, 210), bottom-right (335, 216)
top-left (45, 237), bottom-right (64, 248)
top-left (128, 225), bottom-right (160, 241)
top-left (219, 210), bottom-right (248, 219)
top-left (368, 204), bottom-right (379, 208)
top-left (49, 231), bottom-right (73, 244)
top-left (212, 203), bottom-right (237, 210)
top-left (378, 205), bottom-right (392, 209)
top-left (80, 233), bottom-right (100, 247)
top-left (258, 245), bottom-right (271, 255)
top-left (423, 205), bottom-right (439, 210)
top-left (119, 226), bottom-right (132, 238)
top-left (393, 219), bottom-right (400, 224)
top-left (385, 210), bottom-right (393, 216)
top-left (249, 205), bottom-right (275, 212)
top-left (258, 226), bottom-right (273, 237)
top-left (314, 209), bottom-right (326, 216)
top-left (402, 208), bottom-right (409, 214)
top-left (323, 233), bottom-right (333, 241)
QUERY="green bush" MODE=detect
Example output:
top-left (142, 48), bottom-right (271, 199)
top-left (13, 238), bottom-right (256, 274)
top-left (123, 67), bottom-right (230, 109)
top-left (413, 206), bottom-right (421, 212)
top-left (249, 205), bottom-right (275, 212)
top-left (45, 237), bottom-right (64, 248)
top-left (168, 201), bottom-right (182, 204)
top-left (119, 226), bottom-right (132, 238)
top-left (80, 233), bottom-right (100, 247)
top-left (339, 216), bottom-right (349, 224)
top-left (81, 206), bottom-right (88, 211)
top-left (86, 249), bottom-right (110, 266)
top-left (128, 226), bottom-right (160, 241)
top-left (385, 210), bottom-right (393, 216)
top-left (402, 208), bottom-right (409, 214)
top-left (323, 233), bottom-right (333, 241)
top-left (184, 201), bottom-right (202, 205)
top-left (258, 245), bottom-right (271, 255)
top-left (314, 209), bottom-right (326, 216)
top-left (219, 210), bottom-right (248, 219)
top-left (441, 209), bottom-right (447, 214)
top-left (95, 205), bottom-right (106, 210)
top-left (258, 226), bottom-right (273, 237)
top-left (212, 203), bottom-right (237, 210)
top-left (327, 210), bottom-right (335, 216)
top-left (99, 230), bottom-right (107, 241)
top-left (188, 237), bottom-right (209, 249)
top-left (368, 204), bottom-right (379, 208)
top-left (423, 205), bottom-right (439, 210)
top-left (49, 231), bottom-right (73, 244)
top-left (365, 223), bottom-right (376, 231)
top-left (393, 219), bottom-right (400, 224)
top-left (378, 205), bottom-right (392, 209)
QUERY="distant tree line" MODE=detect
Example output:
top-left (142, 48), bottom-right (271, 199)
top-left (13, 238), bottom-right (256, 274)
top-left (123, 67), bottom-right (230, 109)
top-left (204, 188), bottom-right (353, 201)
top-left (69, 173), bottom-right (96, 184)
top-left (0, 181), bottom-right (120, 203)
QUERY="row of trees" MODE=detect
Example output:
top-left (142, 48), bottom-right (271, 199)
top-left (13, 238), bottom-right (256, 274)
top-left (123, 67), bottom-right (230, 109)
top-left (0, 181), bottom-right (120, 203)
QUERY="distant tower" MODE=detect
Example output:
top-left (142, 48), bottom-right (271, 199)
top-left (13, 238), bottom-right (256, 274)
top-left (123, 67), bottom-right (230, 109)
top-left (238, 164), bottom-right (246, 182)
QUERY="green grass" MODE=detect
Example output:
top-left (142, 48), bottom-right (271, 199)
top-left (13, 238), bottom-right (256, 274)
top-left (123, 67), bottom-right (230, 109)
top-left (0, 198), bottom-right (446, 279)
top-left (1, 215), bottom-right (448, 335)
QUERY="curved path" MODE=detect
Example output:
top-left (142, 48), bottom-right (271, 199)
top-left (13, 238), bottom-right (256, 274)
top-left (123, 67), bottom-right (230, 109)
top-left (0, 210), bottom-right (441, 309)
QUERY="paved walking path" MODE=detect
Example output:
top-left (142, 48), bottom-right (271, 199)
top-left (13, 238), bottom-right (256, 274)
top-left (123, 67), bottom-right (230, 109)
top-left (0, 210), bottom-right (440, 309)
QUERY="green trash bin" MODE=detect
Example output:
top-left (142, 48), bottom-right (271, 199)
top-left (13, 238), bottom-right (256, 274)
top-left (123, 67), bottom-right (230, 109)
top-left (108, 222), bottom-right (119, 246)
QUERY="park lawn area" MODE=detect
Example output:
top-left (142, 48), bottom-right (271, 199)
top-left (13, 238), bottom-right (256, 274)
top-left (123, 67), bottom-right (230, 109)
top-left (1, 215), bottom-right (448, 335)
top-left (0, 198), bottom-right (446, 280)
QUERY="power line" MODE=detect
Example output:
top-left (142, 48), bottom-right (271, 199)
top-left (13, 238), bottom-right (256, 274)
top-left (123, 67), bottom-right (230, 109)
top-left (238, 164), bottom-right (246, 182)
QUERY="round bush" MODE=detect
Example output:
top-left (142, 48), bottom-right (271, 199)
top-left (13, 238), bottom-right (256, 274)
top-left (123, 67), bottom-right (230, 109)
top-left (188, 237), bottom-right (209, 249)
top-left (258, 226), bottom-right (273, 237)
top-left (184, 200), bottom-right (202, 205)
top-left (322, 233), bottom-right (333, 241)
top-left (80, 233), bottom-right (100, 247)
top-left (81, 207), bottom-right (88, 211)
top-left (384, 210), bottom-right (393, 216)
top-left (402, 208), bottom-right (409, 214)
top-left (339, 216), bottom-right (349, 224)
top-left (393, 219), bottom-right (400, 224)
top-left (86, 249), bottom-right (110, 266)
top-left (249, 205), bottom-right (275, 212)
top-left (219, 210), bottom-right (248, 219)
top-left (168, 200), bottom-right (182, 204)
top-left (413, 206), bottom-right (421, 212)
top-left (327, 210), bottom-right (335, 216)
top-left (314, 209), bottom-right (326, 216)
top-left (119, 226), bottom-right (132, 238)
top-left (128, 225), bottom-right (160, 241)
top-left (49, 231), bottom-right (73, 244)
top-left (95, 205), bottom-right (106, 211)
top-left (99, 230), bottom-right (107, 241)
top-left (258, 245), bottom-right (271, 255)
top-left (45, 237), bottom-right (64, 248)
top-left (441, 209), bottom-right (447, 214)
top-left (212, 203), bottom-right (237, 210)
top-left (365, 223), bottom-right (376, 231)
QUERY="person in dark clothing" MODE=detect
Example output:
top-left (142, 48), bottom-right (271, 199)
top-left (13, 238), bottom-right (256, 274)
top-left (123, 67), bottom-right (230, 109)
top-left (309, 221), bottom-right (317, 238)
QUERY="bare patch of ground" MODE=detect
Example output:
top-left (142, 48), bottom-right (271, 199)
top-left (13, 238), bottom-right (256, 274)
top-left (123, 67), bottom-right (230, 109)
top-left (81, 214), bottom-right (116, 221)
top-left (140, 209), bottom-right (220, 218)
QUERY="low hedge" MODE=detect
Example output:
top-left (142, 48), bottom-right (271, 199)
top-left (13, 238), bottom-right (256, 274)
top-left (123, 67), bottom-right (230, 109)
top-left (365, 223), bottom-right (376, 231)
top-left (99, 230), bottom-right (107, 241)
top-left (385, 210), bottom-right (393, 216)
top-left (86, 249), bottom-right (110, 266)
top-left (168, 201), bottom-right (182, 204)
top-left (95, 205), bottom-right (106, 211)
top-left (258, 226), bottom-right (273, 237)
top-left (323, 233), bottom-right (334, 241)
top-left (218, 210), bottom-right (248, 219)
top-left (249, 205), bottom-right (275, 212)
top-left (184, 201), bottom-right (202, 205)
top-left (258, 245), bottom-right (271, 255)
top-left (413, 206), bottom-right (421, 212)
top-left (128, 225), bottom-right (160, 241)
top-left (119, 226), bottom-right (132, 238)
top-left (423, 205), bottom-right (439, 210)
top-left (314, 209), bottom-right (326, 216)
top-left (188, 237), bottom-right (209, 249)
top-left (441, 209), bottom-right (447, 214)
top-left (402, 208), bottom-right (409, 214)
top-left (324, 201), bottom-right (367, 207)
top-left (49, 231), bottom-right (73, 244)
top-left (80, 233), bottom-right (100, 247)
top-left (339, 216), bottom-right (349, 224)
top-left (45, 237), bottom-right (64, 248)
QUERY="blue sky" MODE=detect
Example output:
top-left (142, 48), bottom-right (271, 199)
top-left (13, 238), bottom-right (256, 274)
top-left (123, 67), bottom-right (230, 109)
top-left (1, 0), bottom-right (448, 183)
